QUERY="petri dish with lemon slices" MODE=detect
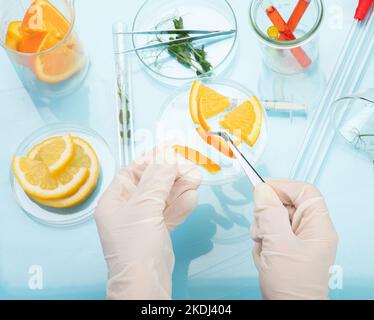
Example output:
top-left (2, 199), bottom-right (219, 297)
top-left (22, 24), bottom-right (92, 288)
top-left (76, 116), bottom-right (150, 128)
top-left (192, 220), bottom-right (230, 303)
top-left (148, 79), bottom-right (268, 185)
top-left (10, 123), bottom-right (116, 227)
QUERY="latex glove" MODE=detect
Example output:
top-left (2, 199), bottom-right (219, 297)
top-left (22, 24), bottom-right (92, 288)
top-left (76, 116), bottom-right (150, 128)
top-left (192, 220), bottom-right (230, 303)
top-left (94, 148), bottom-right (201, 300)
top-left (251, 180), bottom-right (338, 300)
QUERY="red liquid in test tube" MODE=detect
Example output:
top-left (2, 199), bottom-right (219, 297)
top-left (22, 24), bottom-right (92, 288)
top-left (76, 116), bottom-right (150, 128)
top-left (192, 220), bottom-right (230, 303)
top-left (266, 6), bottom-right (312, 68)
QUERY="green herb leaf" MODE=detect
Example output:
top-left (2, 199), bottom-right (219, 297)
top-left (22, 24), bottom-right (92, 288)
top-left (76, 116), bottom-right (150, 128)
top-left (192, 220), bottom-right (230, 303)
top-left (158, 16), bottom-right (213, 76)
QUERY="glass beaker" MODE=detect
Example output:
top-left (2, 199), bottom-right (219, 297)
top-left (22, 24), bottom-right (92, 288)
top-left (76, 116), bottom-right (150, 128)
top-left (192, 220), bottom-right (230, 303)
top-left (249, 0), bottom-right (324, 75)
top-left (0, 0), bottom-right (89, 97)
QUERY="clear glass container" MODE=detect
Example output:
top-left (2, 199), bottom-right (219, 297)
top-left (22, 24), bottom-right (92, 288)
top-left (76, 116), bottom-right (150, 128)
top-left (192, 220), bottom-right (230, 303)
top-left (132, 0), bottom-right (238, 84)
top-left (0, 0), bottom-right (89, 97)
top-left (249, 0), bottom-right (324, 75)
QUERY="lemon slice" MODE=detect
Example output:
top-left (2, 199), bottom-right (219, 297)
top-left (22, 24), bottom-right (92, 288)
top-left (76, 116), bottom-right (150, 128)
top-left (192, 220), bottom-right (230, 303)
top-left (30, 137), bottom-right (100, 208)
top-left (12, 156), bottom-right (89, 200)
top-left (220, 96), bottom-right (263, 147)
top-left (31, 134), bottom-right (74, 175)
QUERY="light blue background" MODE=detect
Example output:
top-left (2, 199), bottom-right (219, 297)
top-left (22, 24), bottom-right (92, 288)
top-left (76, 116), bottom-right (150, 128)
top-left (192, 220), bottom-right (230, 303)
top-left (0, 0), bottom-right (373, 299)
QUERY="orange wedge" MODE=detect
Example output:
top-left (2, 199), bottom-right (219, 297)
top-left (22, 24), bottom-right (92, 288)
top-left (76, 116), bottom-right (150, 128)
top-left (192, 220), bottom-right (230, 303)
top-left (21, 0), bottom-right (70, 38)
top-left (5, 21), bottom-right (23, 50)
top-left (174, 145), bottom-right (221, 174)
top-left (220, 96), bottom-right (263, 147)
top-left (189, 81), bottom-right (231, 125)
top-left (34, 34), bottom-right (84, 83)
top-left (17, 30), bottom-right (48, 53)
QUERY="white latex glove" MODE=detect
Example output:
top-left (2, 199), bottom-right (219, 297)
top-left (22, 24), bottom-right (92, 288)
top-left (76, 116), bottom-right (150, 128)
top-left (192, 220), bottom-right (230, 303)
top-left (251, 179), bottom-right (338, 300)
top-left (94, 148), bottom-right (201, 300)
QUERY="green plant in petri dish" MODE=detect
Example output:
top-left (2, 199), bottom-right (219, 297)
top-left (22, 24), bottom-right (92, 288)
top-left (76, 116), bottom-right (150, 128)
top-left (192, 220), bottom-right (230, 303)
top-left (152, 17), bottom-right (213, 76)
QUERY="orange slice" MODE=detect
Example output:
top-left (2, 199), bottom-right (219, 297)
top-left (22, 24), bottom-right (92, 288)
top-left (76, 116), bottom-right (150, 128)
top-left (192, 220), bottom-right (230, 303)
top-left (174, 145), bottom-right (221, 174)
top-left (189, 81), bottom-right (231, 125)
top-left (5, 21), bottom-right (23, 50)
top-left (17, 30), bottom-right (48, 53)
top-left (21, 0), bottom-right (70, 38)
top-left (220, 96), bottom-right (263, 147)
top-left (34, 34), bottom-right (84, 83)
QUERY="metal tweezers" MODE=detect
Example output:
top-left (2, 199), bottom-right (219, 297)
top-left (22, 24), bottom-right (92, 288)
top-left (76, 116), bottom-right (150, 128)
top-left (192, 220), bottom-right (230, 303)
top-left (208, 131), bottom-right (265, 187)
top-left (113, 29), bottom-right (236, 54)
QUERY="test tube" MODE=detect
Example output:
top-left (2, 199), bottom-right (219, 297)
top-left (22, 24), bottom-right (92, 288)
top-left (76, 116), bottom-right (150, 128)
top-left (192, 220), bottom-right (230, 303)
top-left (288, 0), bottom-right (311, 32)
top-left (266, 5), bottom-right (312, 68)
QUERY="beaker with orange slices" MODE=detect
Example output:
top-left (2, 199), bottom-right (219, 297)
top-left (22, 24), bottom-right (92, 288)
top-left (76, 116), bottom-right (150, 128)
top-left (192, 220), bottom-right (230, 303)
top-left (0, 0), bottom-right (89, 97)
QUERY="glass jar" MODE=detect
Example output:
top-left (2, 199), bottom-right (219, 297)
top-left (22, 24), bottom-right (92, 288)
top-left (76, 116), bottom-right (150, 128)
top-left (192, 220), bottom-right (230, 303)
top-left (0, 0), bottom-right (89, 97)
top-left (249, 0), bottom-right (324, 74)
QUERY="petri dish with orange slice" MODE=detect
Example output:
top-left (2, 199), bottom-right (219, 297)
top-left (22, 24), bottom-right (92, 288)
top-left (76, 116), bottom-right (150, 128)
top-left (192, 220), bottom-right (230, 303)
top-left (0, 0), bottom-right (89, 97)
top-left (10, 123), bottom-right (116, 227)
top-left (151, 79), bottom-right (268, 185)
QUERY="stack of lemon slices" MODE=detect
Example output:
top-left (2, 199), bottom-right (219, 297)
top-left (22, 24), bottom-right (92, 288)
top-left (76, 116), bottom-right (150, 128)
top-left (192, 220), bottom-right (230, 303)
top-left (12, 134), bottom-right (100, 209)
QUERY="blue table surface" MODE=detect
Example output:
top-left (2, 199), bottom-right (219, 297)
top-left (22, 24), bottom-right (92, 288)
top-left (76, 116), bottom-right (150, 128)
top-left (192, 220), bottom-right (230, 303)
top-left (1, 0), bottom-right (373, 299)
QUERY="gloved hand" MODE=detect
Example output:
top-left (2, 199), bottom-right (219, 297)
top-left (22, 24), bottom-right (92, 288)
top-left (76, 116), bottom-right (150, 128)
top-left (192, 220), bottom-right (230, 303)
top-left (94, 147), bottom-right (201, 300)
top-left (251, 179), bottom-right (338, 300)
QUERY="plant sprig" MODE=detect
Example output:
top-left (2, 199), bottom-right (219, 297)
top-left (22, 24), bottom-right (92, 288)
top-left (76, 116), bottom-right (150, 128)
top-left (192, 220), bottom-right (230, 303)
top-left (164, 17), bottom-right (213, 76)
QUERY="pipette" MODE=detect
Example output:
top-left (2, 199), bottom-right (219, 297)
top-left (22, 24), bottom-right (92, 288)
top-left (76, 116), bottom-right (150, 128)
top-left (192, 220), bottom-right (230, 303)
top-left (288, 0), bottom-right (311, 32)
top-left (355, 0), bottom-right (374, 21)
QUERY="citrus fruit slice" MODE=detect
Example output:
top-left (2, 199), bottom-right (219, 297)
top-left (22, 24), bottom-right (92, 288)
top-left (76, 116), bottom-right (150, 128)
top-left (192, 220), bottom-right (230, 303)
top-left (5, 21), bottom-right (23, 50)
top-left (30, 134), bottom-right (74, 175)
top-left (30, 137), bottom-right (100, 208)
top-left (189, 81), bottom-right (231, 125)
top-left (220, 96), bottom-right (263, 147)
top-left (21, 0), bottom-right (70, 38)
top-left (196, 97), bottom-right (212, 132)
top-left (174, 145), bottom-right (221, 174)
top-left (34, 33), bottom-right (85, 83)
top-left (17, 30), bottom-right (48, 53)
top-left (12, 156), bottom-right (88, 200)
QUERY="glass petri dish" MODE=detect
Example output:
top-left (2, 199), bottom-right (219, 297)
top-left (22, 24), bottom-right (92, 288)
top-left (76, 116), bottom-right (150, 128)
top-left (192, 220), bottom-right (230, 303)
top-left (10, 123), bottom-right (116, 227)
top-left (132, 0), bottom-right (237, 83)
top-left (331, 91), bottom-right (374, 158)
top-left (139, 79), bottom-right (267, 185)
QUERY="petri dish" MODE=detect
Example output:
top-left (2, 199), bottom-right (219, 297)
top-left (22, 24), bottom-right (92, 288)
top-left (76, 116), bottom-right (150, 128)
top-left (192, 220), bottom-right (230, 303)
top-left (331, 92), bottom-right (374, 159)
top-left (132, 0), bottom-right (238, 83)
top-left (144, 79), bottom-right (268, 185)
top-left (10, 123), bottom-right (116, 227)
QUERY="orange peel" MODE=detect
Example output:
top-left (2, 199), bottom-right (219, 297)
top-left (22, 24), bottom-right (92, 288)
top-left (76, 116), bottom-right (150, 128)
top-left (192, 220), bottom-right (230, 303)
top-left (173, 145), bottom-right (221, 174)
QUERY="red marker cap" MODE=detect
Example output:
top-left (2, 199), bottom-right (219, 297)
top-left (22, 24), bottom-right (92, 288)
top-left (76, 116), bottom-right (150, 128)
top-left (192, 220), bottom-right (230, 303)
top-left (355, 0), bottom-right (374, 21)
